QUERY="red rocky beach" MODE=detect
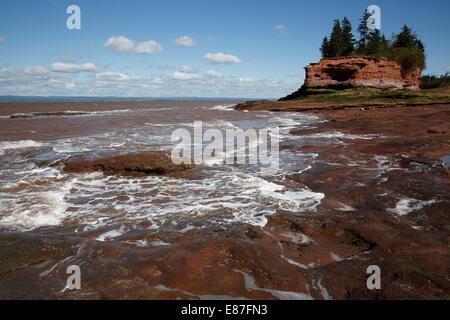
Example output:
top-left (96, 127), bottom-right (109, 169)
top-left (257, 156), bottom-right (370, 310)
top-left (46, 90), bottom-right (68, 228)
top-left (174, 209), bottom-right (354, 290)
top-left (0, 100), bottom-right (448, 300)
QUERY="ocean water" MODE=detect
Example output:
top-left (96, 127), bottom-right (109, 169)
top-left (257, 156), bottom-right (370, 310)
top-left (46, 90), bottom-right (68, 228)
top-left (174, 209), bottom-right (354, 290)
top-left (0, 100), bottom-right (331, 234)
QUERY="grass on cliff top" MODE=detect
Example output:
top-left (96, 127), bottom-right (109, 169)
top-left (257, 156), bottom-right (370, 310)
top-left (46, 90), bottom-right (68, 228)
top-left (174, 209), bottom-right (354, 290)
top-left (285, 87), bottom-right (450, 104)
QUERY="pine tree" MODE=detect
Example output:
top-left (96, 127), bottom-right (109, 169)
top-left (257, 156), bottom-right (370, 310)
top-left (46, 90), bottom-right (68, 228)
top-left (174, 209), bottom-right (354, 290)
top-left (356, 9), bottom-right (371, 55)
top-left (392, 25), bottom-right (425, 52)
top-left (392, 25), bottom-right (415, 48)
top-left (366, 29), bottom-right (383, 55)
top-left (341, 17), bottom-right (355, 56)
top-left (329, 19), bottom-right (344, 57)
top-left (320, 36), bottom-right (332, 58)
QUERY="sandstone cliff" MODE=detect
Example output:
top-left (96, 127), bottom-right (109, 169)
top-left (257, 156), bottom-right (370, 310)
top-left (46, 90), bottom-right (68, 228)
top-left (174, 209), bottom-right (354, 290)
top-left (304, 57), bottom-right (421, 90)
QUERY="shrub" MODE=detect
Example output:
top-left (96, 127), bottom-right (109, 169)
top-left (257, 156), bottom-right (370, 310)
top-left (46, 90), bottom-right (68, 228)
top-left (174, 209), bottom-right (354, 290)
top-left (420, 73), bottom-right (450, 89)
top-left (385, 47), bottom-right (426, 76)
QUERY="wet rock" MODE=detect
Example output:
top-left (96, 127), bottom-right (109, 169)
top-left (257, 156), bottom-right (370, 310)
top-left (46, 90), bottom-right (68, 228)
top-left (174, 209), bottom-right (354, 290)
top-left (59, 152), bottom-right (194, 176)
top-left (397, 157), bottom-right (447, 175)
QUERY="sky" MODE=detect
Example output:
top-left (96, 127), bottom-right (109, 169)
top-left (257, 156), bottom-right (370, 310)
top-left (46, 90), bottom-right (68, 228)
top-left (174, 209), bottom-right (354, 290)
top-left (0, 0), bottom-right (448, 98)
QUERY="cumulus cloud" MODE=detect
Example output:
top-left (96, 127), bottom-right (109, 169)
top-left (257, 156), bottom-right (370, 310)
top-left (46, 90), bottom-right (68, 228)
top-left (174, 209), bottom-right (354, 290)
top-left (157, 63), bottom-right (176, 70)
top-left (95, 72), bottom-right (132, 82)
top-left (180, 66), bottom-right (197, 73)
top-left (173, 36), bottom-right (196, 47)
top-left (104, 36), bottom-right (135, 53)
top-left (51, 62), bottom-right (103, 73)
top-left (0, 37), bottom-right (7, 43)
top-left (172, 72), bottom-right (201, 80)
top-left (24, 66), bottom-right (50, 75)
top-left (105, 36), bottom-right (163, 54)
top-left (205, 70), bottom-right (223, 78)
top-left (134, 40), bottom-right (163, 54)
top-left (204, 53), bottom-right (242, 64)
top-left (65, 82), bottom-right (76, 89)
top-left (0, 64), bottom-right (298, 98)
top-left (273, 24), bottom-right (288, 36)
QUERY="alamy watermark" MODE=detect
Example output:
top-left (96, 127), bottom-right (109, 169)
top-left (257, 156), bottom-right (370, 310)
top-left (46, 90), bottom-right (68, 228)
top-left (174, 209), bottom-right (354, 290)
top-left (66, 5), bottom-right (81, 30)
top-left (366, 265), bottom-right (381, 290)
top-left (367, 5), bottom-right (381, 30)
top-left (66, 265), bottom-right (81, 290)
top-left (170, 121), bottom-right (280, 175)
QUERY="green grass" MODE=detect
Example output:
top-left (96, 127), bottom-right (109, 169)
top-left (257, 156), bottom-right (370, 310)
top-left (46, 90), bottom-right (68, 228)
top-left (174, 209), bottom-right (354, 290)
top-left (286, 87), bottom-right (450, 104)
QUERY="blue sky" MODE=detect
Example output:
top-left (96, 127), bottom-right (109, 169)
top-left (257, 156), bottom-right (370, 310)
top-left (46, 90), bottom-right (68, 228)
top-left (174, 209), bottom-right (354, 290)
top-left (0, 0), bottom-right (448, 98)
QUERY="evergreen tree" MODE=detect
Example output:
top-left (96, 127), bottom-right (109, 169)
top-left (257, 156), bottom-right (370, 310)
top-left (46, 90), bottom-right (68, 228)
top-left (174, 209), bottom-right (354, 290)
top-left (392, 25), bottom-right (415, 48)
top-left (320, 36), bottom-right (332, 58)
top-left (392, 25), bottom-right (424, 52)
top-left (366, 29), bottom-right (383, 55)
top-left (329, 19), bottom-right (344, 57)
top-left (356, 9), bottom-right (371, 54)
top-left (341, 17), bottom-right (355, 56)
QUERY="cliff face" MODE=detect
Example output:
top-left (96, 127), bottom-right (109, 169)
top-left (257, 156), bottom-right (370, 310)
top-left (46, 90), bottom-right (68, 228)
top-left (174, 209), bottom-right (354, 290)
top-left (304, 57), bottom-right (421, 90)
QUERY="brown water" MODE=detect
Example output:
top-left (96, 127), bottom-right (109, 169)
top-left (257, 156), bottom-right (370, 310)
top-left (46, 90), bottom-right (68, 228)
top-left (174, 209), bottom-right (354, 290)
top-left (0, 100), bottom-right (325, 234)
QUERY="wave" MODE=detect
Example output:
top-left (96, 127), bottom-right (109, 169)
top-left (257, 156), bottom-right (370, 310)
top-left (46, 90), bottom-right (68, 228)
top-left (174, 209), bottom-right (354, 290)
top-left (210, 104), bottom-right (235, 111)
top-left (0, 140), bottom-right (43, 155)
top-left (3, 109), bottom-right (131, 119)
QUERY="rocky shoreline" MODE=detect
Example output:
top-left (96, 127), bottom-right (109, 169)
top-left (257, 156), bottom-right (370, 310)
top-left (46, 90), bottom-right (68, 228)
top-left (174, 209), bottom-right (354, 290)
top-left (0, 103), bottom-right (449, 300)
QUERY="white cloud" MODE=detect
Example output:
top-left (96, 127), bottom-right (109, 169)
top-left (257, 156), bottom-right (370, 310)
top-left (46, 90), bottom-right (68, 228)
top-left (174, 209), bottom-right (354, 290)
top-left (157, 63), bottom-right (176, 70)
top-left (96, 72), bottom-right (132, 82)
top-left (180, 66), bottom-right (197, 73)
top-left (104, 36), bottom-right (135, 53)
top-left (289, 72), bottom-right (297, 77)
top-left (104, 36), bottom-right (162, 54)
top-left (134, 40), bottom-right (163, 54)
top-left (273, 24), bottom-right (288, 36)
top-left (204, 53), bottom-right (242, 64)
top-left (172, 72), bottom-right (201, 80)
top-left (24, 66), bottom-right (49, 75)
top-left (173, 36), bottom-right (196, 47)
top-left (0, 37), bottom-right (7, 43)
top-left (238, 77), bottom-right (255, 83)
top-left (51, 62), bottom-right (103, 73)
top-left (65, 82), bottom-right (76, 89)
top-left (205, 70), bottom-right (223, 78)
top-left (0, 64), bottom-right (298, 98)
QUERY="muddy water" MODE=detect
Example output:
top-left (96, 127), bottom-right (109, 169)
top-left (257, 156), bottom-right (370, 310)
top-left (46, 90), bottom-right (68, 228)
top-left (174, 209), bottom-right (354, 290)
top-left (1, 101), bottom-right (448, 300)
top-left (0, 101), bottom-right (328, 231)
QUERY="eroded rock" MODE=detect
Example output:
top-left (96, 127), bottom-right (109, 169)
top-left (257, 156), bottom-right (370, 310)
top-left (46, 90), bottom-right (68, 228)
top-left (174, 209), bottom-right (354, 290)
top-left (304, 57), bottom-right (421, 90)
top-left (60, 152), bottom-right (194, 176)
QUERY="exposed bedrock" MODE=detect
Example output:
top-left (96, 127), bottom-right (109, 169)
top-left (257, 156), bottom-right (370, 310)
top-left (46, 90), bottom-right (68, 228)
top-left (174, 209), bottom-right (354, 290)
top-left (58, 152), bottom-right (194, 176)
top-left (304, 57), bottom-right (421, 90)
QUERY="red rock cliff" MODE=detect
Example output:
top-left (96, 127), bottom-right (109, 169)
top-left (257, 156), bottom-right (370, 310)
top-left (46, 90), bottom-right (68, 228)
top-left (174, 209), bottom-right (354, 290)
top-left (304, 57), bottom-right (421, 90)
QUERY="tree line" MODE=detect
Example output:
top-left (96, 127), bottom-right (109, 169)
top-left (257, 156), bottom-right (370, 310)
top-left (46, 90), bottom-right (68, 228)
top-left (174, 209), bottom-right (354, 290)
top-left (320, 10), bottom-right (426, 73)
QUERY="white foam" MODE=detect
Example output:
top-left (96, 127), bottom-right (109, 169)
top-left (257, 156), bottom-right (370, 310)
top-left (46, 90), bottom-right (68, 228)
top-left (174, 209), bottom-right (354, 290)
top-left (281, 255), bottom-right (308, 269)
top-left (270, 116), bottom-right (302, 127)
top-left (281, 232), bottom-right (313, 244)
top-left (0, 140), bottom-right (43, 152)
top-left (0, 178), bottom-right (73, 229)
top-left (388, 198), bottom-right (436, 216)
top-left (233, 175), bottom-right (325, 212)
top-left (336, 204), bottom-right (356, 212)
top-left (302, 132), bottom-right (379, 140)
top-left (311, 277), bottom-right (332, 300)
top-left (330, 252), bottom-right (343, 262)
top-left (210, 104), bottom-right (235, 111)
top-left (234, 269), bottom-right (313, 300)
top-left (96, 225), bottom-right (126, 241)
